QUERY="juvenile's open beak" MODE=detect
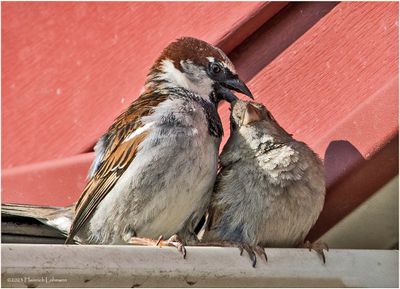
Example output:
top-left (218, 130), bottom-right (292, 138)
top-left (216, 76), bottom-right (253, 103)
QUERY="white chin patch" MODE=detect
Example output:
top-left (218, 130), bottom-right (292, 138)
top-left (160, 59), bottom-right (214, 99)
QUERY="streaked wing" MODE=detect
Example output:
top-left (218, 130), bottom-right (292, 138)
top-left (66, 91), bottom-right (168, 243)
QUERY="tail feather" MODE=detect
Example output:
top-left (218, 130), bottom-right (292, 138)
top-left (2, 203), bottom-right (74, 237)
top-left (2, 203), bottom-right (62, 219)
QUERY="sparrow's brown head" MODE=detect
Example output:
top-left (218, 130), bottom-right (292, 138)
top-left (146, 37), bottom-right (253, 103)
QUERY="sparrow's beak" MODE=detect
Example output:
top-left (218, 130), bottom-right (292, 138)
top-left (216, 76), bottom-right (254, 103)
top-left (222, 77), bottom-right (253, 99)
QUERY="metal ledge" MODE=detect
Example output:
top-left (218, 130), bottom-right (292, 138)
top-left (1, 244), bottom-right (398, 287)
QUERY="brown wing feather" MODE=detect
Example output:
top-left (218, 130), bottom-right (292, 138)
top-left (66, 133), bottom-right (147, 243)
top-left (65, 92), bottom-right (167, 244)
top-left (94, 92), bottom-right (168, 167)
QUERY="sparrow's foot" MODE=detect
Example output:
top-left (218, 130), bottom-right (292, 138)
top-left (238, 243), bottom-right (268, 268)
top-left (253, 245), bottom-right (268, 263)
top-left (126, 234), bottom-right (187, 259)
top-left (301, 240), bottom-right (329, 264)
top-left (125, 234), bottom-right (187, 258)
top-left (156, 234), bottom-right (187, 259)
top-left (193, 241), bottom-right (267, 268)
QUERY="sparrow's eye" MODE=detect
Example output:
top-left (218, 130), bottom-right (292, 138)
top-left (209, 63), bottom-right (222, 75)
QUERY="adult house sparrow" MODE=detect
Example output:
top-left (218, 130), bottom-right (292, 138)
top-left (200, 100), bottom-right (326, 266)
top-left (2, 38), bottom-right (253, 254)
top-left (60, 37), bottom-right (253, 254)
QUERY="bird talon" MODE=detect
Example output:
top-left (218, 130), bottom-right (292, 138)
top-left (156, 235), bottom-right (163, 247)
top-left (251, 255), bottom-right (257, 268)
top-left (303, 240), bottom-right (329, 264)
top-left (240, 243), bottom-right (258, 268)
top-left (320, 250), bottom-right (326, 264)
top-left (164, 234), bottom-right (187, 259)
top-left (254, 245), bottom-right (268, 263)
top-left (180, 245), bottom-right (187, 259)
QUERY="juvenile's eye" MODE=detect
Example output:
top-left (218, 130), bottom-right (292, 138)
top-left (210, 63), bottom-right (222, 74)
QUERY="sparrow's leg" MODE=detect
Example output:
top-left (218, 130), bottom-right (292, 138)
top-left (191, 241), bottom-right (267, 268)
top-left (301, 240), bottom-right (329, 264)
top-left (125, 234), bottom-right (186, 259)
top-left (126, 236), bottom-right (159, 246)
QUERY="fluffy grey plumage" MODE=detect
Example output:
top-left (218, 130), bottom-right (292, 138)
top-left (78, 90), bottom-right (221, 244)
top-left (202, 100), bottom-right (325, 249)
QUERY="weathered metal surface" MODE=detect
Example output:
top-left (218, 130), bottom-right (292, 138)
top-left (2, 244), bottom-right (398, 287)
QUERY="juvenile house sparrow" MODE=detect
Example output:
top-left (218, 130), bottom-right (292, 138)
top-left (9, 37), bottom-right (251, 255)
top-left (201, 100), bottom-right (326, 266)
